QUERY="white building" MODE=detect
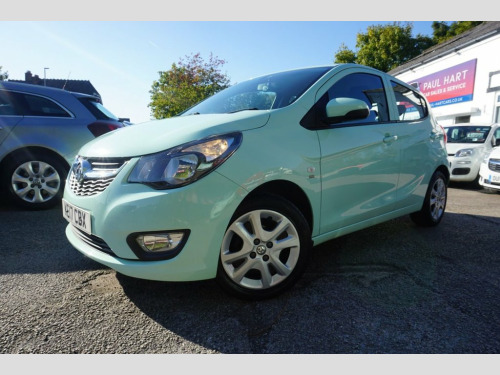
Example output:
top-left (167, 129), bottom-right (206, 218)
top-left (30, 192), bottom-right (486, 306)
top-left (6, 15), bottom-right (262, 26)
top-left (389, 21), bottom-right (500, 126)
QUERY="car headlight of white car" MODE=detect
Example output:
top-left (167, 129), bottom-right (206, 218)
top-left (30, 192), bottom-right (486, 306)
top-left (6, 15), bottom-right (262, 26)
top-left (455, 148), bottom-right (474, 157)
top-left (128, 132), bottom-right (242, 189)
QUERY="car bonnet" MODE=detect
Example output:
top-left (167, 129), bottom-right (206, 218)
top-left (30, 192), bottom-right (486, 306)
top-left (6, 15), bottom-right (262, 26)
top-left (77, 111), bottom-right (270, 158)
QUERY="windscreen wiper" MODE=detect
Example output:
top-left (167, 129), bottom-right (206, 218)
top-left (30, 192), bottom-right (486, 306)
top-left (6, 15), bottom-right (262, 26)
top-left (228, 108), bottom-right (259, 114)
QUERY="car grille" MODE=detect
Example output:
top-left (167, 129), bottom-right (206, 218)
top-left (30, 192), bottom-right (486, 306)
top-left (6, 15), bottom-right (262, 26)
top-left (71, 226), bottom-right (117, 257)
top-left (489, 158), bottom-right (500, 172)
top-left (68, 157), bottom-right (129, 197)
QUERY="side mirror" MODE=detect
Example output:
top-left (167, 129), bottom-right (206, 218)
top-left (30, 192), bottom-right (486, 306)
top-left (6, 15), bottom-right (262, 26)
top-left (325, 97), bottom-right (370, 124)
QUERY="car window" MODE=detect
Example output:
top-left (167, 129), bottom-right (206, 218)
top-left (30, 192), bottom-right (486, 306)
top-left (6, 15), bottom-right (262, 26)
top-left (78, 97), bottom-right (119, 121)
top-left (390, 81), bottom-right (428, 121)
top-left (4, 91), bottom-right (72, 118)
top-left (0, 91), bottom-right (18, 115)
top-left (325, 73), bottom-right (390, 124)
top-left (494, 128), bottom-right (500, 143)
top-left (445, 126), bottom-right (491, 144)
top-left (181, 67), bottom-right (332, 115)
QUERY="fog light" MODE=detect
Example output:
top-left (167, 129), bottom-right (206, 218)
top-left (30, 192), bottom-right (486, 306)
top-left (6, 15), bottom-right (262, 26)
top-left (127, 230), bottom-right (190, 260)
top-left (136, 233), bottom-right (184, 252)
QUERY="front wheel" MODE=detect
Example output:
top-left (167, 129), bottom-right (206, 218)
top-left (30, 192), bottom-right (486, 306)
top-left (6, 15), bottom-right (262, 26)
top-left (410, 170), bottom-right (447, 227)
top-left (216, 195), bottom-right (312, 300)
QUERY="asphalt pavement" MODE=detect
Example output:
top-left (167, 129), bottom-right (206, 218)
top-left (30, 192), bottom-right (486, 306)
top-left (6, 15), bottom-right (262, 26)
top-left (0, 183), bottom-right (499, 354)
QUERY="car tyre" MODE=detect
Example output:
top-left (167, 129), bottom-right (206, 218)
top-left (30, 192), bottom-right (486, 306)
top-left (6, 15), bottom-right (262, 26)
top-left (2, 151), bottom-right (68, 210)
top-left (216, 194), bottom-right (312, 300)
top-left (410, 170), bottom-right (447, 227)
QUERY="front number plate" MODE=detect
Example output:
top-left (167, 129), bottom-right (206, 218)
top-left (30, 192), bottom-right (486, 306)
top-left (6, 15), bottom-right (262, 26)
top-left (62, 199), bottom-right (92, 234)
top-left (492, 175), bottom-right (500, 183)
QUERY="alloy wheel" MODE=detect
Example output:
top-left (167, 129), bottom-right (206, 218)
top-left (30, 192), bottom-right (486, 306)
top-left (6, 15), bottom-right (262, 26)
top-left (429, 177), bottom-right (446, 221)
top-left (11, 161), bottom-right (61, 203)
top-left (220, 209), bottom-right (301, 290)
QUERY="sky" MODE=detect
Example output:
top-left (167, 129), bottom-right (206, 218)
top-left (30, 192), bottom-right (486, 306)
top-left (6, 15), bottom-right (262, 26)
top-left (2, 0), bottom-right (491, 125)
top-left (1, 21), bottom-right (442, 124)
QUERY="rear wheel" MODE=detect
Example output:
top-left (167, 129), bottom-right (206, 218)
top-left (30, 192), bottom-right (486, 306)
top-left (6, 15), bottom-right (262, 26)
top-left (410, 170), bottom-right (447, 227)
top-left (216, 195), bottom-right (312, 300)
top-left (2, 151), bottom-right (68, 210)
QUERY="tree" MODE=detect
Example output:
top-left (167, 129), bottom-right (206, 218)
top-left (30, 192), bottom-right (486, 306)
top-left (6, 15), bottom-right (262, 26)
top-left (334, 43), bottom-right (357, 64)
top-left (334, 22), bottom-right (434, 72)
top-left (0, 66), bottom-right (8, 81)
top-left (149, 53), bottom-right (230, 119)
top-left (431, 21), bottom-right (483, 44)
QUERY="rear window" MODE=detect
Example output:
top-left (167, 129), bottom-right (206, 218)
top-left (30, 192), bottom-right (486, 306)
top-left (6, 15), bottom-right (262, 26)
top-left (79, 97), bottom-right (119, 121)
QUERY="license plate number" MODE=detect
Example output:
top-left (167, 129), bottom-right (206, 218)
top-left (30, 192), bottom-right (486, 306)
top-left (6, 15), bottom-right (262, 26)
top-left (62, 199), bottom-right (92, 234)
top-left (492, 175), bottom-right (500, 182)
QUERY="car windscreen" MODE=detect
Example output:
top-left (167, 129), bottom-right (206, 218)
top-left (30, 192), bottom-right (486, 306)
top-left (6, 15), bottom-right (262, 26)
top-left (181, 67), bottom-right (332, 116)
top-left (78, 97), bottom-right (119, 121)
top-left (445, 126), bottom-right (491, 144)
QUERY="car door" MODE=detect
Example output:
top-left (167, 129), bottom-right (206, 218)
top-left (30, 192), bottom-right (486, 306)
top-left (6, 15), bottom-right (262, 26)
top-left (387, 79), bottom-right (442, 209)
top-left (310, 70), bottom-right (401, 233)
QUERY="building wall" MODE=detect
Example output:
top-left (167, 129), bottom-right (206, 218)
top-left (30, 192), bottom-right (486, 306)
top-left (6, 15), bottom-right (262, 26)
top-left (393, 33), bottom-right (500, 126)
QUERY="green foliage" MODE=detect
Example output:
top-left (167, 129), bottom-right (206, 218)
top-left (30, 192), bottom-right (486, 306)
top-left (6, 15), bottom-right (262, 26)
top-left (149, 53), bottom-right (230, 119)
top-left (431, 21), bottom-right (483, 43)
top-left (0, 66), bottom-right (8, 81)
top-left (334, 21), bottom-right (484, 72)
top-left (334, 43), bottom-right (357, 64)
top-left (334, 22), bottom-right (434, 72)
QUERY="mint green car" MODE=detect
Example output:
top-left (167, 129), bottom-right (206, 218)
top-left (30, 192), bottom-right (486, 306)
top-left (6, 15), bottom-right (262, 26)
top-left (63, 64), bottom-right (449, 299)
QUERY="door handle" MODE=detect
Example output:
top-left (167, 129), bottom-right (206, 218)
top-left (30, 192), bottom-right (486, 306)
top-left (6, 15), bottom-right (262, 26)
top-left (383, 135), bottom-right (398, 143)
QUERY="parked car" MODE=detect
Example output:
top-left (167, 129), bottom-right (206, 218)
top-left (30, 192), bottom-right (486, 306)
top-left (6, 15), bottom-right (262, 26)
top-left (62, 64), bottom-right (450, 299)
top-left (0, 81), bottom-right (126, 210)
top-left (479, 145), bottom-right (500, 192)
top-left (444, 123), bottom-right (500, 185)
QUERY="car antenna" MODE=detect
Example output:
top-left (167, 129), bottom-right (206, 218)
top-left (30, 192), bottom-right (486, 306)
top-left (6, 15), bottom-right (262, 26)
top-left (62, 72), bottom-right (71, 90)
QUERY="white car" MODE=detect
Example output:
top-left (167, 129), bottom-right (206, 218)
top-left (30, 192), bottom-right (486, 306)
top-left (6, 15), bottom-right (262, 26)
top-left (479, 146), bottom-right (500, 192)
top-left (444, 124), bottom-right (500, 185)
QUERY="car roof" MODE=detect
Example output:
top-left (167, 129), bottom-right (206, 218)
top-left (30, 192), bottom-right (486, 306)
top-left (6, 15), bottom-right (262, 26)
top-left (0, 80), bottom-right (98, 100)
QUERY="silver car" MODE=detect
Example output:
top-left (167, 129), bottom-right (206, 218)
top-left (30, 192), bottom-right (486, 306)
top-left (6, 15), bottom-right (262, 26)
top-left (0, 81), bottom-right (125, 210)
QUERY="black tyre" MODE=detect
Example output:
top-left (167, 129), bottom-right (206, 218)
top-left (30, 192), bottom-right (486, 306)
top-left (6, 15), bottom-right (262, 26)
top-left (410, 170), bottom-right (447, 227)
top-left (216, 195), bottom-right (312, 300)
top-left (2, 151), bottom-right (68, 210)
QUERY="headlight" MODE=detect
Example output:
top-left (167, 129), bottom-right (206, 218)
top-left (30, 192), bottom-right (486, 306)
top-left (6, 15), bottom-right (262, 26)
top-left (128, 132), bottom-right (242, 189)
top-left (455, 148), bottom-right (474, 157)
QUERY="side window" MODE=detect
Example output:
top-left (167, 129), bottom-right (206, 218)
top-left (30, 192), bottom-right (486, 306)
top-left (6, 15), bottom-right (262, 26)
top-left (494, 128), bottom-right (500, 147)
top-left (326, 73), bottom-right (390, 123)
top-left (390, 81), bottom-right (428, 121)
top-left (21, 93), bottom-right (71, 117)
top-left (0, 91), bottom-right (21, 116)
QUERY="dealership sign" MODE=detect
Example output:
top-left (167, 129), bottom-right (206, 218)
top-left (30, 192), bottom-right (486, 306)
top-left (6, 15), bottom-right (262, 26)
top-left (410, 59), bottom-right (477, 108)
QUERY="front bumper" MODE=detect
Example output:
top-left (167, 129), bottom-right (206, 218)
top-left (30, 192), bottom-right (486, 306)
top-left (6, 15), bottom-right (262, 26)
top-left (479, 163), bottom-right (500, 191)
top-left (63, 160), bottom-right (246, 281)
top-left (448, 156), bottom-right (480, 182)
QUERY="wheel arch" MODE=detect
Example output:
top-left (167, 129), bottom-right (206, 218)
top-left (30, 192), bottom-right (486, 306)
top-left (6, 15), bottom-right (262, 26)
top-left (436, 164), bottom-right (450, 184)
top-left (0, 146), bottom-right (71, 175)
top-left (238, 179), bottom-right (314, 232)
